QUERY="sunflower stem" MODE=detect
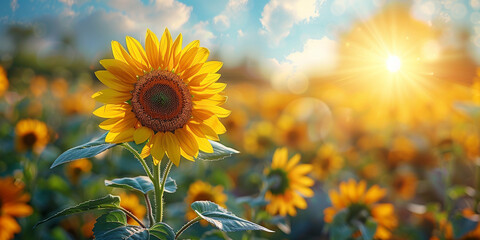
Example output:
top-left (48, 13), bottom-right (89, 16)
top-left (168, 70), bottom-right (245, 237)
top-left (158, 161), bottom-right (174, 222)
top-left (175, 216), bottom-right (201, 239)
top-left (153, 163), bottom-right (162, 223)
top-left (144, 193), bottom-right (155, 227)
top-left (121, 143), bottom-right (154, 181)
top-left (119, 206), bottom-right (146, 228)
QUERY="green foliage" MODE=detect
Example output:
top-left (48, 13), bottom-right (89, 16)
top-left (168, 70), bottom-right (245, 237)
top-left (93, 210), bottom-right (149, 240)
top-left (357, 219), bottom-right (377, 240)
top-left (196, 141), bottom-right (239, 161)
top-left (51, 133), bottom-right (117, 168)
top-left (93, 210), bottom-right (175, 240)
top-left (451, 213), bottom-right (479, 239)
top-left (329, 210), bottom-right (355, 240)
top-left (191, 201), bottom-right (273, 233)
top-left (106, 176), bottom-right (165, 194)
top-left (35, 194), bottom-right (120, 228)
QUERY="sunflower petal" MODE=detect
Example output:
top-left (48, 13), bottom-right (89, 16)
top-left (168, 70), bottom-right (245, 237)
top-left (126, 36), bottom-right (149, 69)
top-left (197, 61), bottom-right (222, 75)
top-left (134, 126), bottom-right (153, 144)
top-left (105, 128), bottom-right (135, 143)
top-left (100, 59), bottom-right (137, 83)
top-left (151, 133), bottom-right (165, 165)
top-left (92, 89), bottom-right (131, 104)
top-left (95, 70), bottom-right (134, 92)
top-left (93, 104), bottom-right (132, 118)
top-left (164, 132), bottom-right (181, 166)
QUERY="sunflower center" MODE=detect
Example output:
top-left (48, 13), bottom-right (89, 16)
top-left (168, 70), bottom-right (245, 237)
top-left (132, 70), bottom-right (192, 132)
top-left (22, 132), bottom-right (37, 148)
top-left (193, 192), bottom-right (215, 202)
top-left (346, 203), bottom-right (371, 225)
top-left (267, 168), bottom-right (290, 195)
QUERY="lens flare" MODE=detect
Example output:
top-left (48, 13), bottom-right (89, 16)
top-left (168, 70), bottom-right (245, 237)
top-left (386, 56), bottom-right (401, 73)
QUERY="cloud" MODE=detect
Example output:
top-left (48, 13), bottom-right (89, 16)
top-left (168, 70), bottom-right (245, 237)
top-left (260, 0), bottom-right (325, 43)
top-left (265, 37), bottom-right (338, 93)
top-left (190, 21), bottom-right (216, 47)
top-left (213, 0), bottom-right (248, 30)
top-left (10, 0), bottom-right (18, 12)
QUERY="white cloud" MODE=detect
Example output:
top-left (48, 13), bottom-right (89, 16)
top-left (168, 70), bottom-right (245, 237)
top-left (10, 0), bottom-right (18, 12)
top-left (260, 0), bottom-right (325, 43)
top-left (213, 15), bottom-right (230, 29)
top-left (237, 29), bottom-right (244, 37)
top-left (265, 37), bottom-right (338, 93)
top-left (213, 0), bottom-right (248, 30)
top-left (190, 21), bottom-right (216, 47)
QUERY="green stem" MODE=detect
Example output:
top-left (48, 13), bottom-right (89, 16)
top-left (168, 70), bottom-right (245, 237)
top-left (175, 216), bottom-right (201, 239)
top-left (144, 193), bottom-right (155, 227)
top-left (153, 163), bottom-right (162, 223)
top-left (158, 161), bottom-right (174, 222)
top-left (475, 158), bottom-right (480, 213)
top-left (120, 206), bottom-right (146, 228)
top-left (121, 143), bottom-right (154, 181)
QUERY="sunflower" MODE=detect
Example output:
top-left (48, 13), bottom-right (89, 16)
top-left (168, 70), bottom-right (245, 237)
top-left (392, 172), bottom-right (417, 200)
top-left (0, 177), bottom-right (33, 240)
top-left (0, 65), bottom-right (8, 97)
top-left (65, 158), bottom-right (92, 185)
top-left (92, 29), bottom-right (229, 166)
top-left (185, 180), bottom-right (227, 225)
top-left (119, 192), bottom-right (146, 226)
top-left (312, 143), bottom-right (343, 180)
top-left (264, 148), bottom-right (314, 216)
top-left (15, 119), bottom-right (49, 154)
top-left (324, 179), bottom-right (397, 240)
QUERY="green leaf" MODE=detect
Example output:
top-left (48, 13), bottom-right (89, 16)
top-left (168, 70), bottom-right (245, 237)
top-left (51, 133), bottom-right (117, 168)
top-left (191, 201), bottom-right (273, 232)
top-left (452, 213), bottom-right (479, 239)
top-left (329, 210), bottom-right (354, 240)
top-left (93, 211), bottom-right (174, 240)
top-left (196, 141), bottom-right (239, 161)
top-left (149, 222), bottom-right (175, 240)
top-left (448, 186), bottom-right (474, 200)
top-left (358, 219), bottom-right (377, 240)
top-left (200, 230), bottom-right (231, 240)
top-left (35, 194), bottom-right (120, 228)
top-left (105, 176), bottom-right (154, 194)
top-left (93, 210), bottom-right (148, 240)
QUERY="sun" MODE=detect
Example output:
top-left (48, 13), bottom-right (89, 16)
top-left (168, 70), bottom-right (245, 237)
top-left (386, 55), bottom-right (401, 73)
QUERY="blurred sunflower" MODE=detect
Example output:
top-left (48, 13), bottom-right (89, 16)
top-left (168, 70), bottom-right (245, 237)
top-left (0, 177), bottom-right (33, 240)
top-left (30, 75), bottom-right (48, 97)
top-left (392, 172), bottom-right (417, 200)
top-left (185, 180), bottom-right (227, 225)
top-left (264, 148), bottom-right (314, 216)
top-left (15, 119), bottom-right (49, 154)
top-left (119, 192), bottom-right (146, 226)
top-left (62, 84), bottom-right (95, 116)
top-left (324, 179), bottom-right (397, 239)
top-left (312, 143), bottom-right (343, 180)
top-left (244, 121), bottom-right (274, 156)
top-left (275, 115), bottom-right (312, 151)
top-left (93, 29), bottom-right (228, 166)
top-left (50, 77), bottom-right (69, 99)
top-left (65, 158), bottom-right (92, 185)
top-left (430, 208), bottom-right (480, 240)
top-left (0, 65), bottom-right (8, 97)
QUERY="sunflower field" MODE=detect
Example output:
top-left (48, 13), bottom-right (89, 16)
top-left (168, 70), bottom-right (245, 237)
top-left (2, 1), bottom-right (480, 240)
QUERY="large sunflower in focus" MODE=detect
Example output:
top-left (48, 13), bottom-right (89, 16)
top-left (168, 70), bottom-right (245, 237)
top-left (264, 148), bottom-right (314, 216)
top-left (93, 29), bottom-right (229, 166)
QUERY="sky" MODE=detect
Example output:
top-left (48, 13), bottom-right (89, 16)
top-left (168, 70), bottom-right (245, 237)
top-left (1, 0), bottom-right (480, 89)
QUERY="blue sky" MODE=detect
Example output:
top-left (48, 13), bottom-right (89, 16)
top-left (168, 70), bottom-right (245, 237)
top-left (1, 0), bottom-right (480, 91)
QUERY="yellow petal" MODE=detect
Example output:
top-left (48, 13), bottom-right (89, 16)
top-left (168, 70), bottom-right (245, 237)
top-left (160, 28), bottom-right (172, 69)
top-left (194, 104), bottom-right (231, 118)
top-left (163, 131), bottom-right (181, 166)
top-left (100, 59), bottom-right (137, 83)
top-left (111, 41), bottom-right (145, 75)
top-left (175, 128), bottom-right (199, 158)
top-left (92, 89), bottom-right (131, 104)
top-left (105, 128), bottom-right (135, 143)
top-left (146, 30), bottom-right (160, 69)
top-left (151, 133), bottom-right (165, 164)
top-left (172, 33), bottom-right (183, 67)
top-left (168, 33), bottom-right (182, 70)
top-left (134, 126), bottom-right (153, 144)
top-left (177, 47), bottom-right (198, 73)
top-left (197, 61), bottom-right (223, 75)
top-left (181, 63), bottom-right (203, 81)
top-left (202, 115), bottom-right (226, 134)
top-left (99, 118), bottom-right (121, 130)
top-left (95, 70), bottom-right (134, 92)
top-left (193, 47), bottom-right (209, 64)
top-left (189, 73), bottom-right (220, 87)
top-left (187, 124), bottom-right (213, 153)
top-left (126, 36), bottom-right (149, 68)
top-left (93, 104), bottom-right (131, 118)
top-left (191, 83), bottom-right (227, 97)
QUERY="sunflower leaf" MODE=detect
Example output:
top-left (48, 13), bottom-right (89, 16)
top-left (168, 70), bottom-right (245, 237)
top-left (149, 222), bottom-right (176, 240)
top-left (329, 209), bottom-right (354, 240)
top-left (105, 176), bottom-right (177, 194)
top-left (51, 133), bottom-right (117, 169)
top-left (452, 213), bottom-right (478, 239)
top-left (191, 201), bottom-right (273, 232)
top-left (93, 210), bottom-right (175, 240)
top-left (358, 219), bottom-right (377, 240)
top-left (34, 194), bottom-right (120, 228)
top-left (93, 210), bottom-right (150, 240)
top-left (196, 141), bottom-right (239, 161)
